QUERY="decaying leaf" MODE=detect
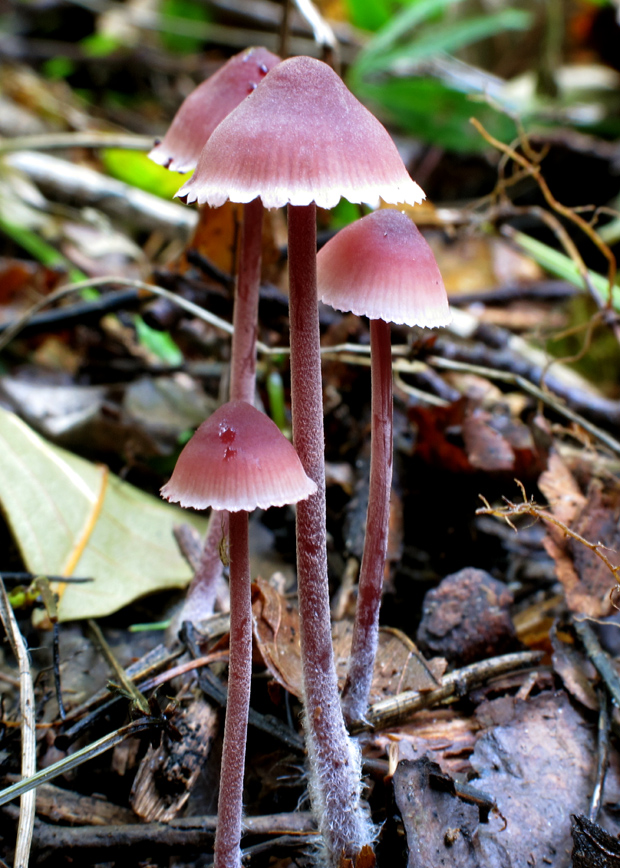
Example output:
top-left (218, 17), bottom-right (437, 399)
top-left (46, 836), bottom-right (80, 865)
top-left (394, 756), bottom-right (483, 868)
top-left (571, 814), bottom-right (620, 868)
top-left (539, 452), bottom-right (620, 617)
top-left (252, 578), bottom-right (444, 702)
top-left (333, 622), bottom-right (446, 702)
top-left (252, 577), bottom-right (304, 698)
top-left (0, 406), bottom-right (206, 621)
top-left (471, 691), bottom-right (620, 867)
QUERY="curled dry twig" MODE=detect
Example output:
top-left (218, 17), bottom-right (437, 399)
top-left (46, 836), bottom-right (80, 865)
top-left (476, 479), bottom-right (620, 589)
top-left (470, 117), bottom-right (618, 305)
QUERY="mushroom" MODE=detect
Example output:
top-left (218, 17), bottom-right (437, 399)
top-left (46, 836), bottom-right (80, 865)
top-left (149, 47), bottom-right (280, 175)
top-left (317, 208), bottom-right (450, 724)
top-left (150, 47), bottom-right (280, 623)
top-left (161, 399), bottom-right (316, 868)
top-left (176, 55), bottom-right (424, 863)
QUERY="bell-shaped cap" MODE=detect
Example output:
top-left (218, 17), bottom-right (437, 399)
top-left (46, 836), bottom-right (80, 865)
top-left (317, 209), bottom-right (451, 328)
top-left (149, 47), bottom-right (280, 174)
top-left (161, 400), bottom-right (317, 512)
top-left (177, 55), bottom-right (425, 210)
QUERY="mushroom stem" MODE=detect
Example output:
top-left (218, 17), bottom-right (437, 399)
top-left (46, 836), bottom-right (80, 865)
top-left (230, 198), bottom-right (263, 404)
top-left (287, 203), bottom-right (371, 862)
top-left (179, 510), bottom-right (229, 623)
top-left (342, 317), bottom-right (393, 725)
top-left (214, 509), bottom-right (252, 868)
top-left (178, 198), bottom-right (263, 625)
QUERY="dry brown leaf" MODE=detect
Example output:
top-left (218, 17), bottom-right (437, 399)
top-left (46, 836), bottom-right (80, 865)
top-left (539, 453), bottom-right (619, 617)
top-left (253, 579), bottom-right (444, 704)
top-left (252, 578), bottom-right (303, 698)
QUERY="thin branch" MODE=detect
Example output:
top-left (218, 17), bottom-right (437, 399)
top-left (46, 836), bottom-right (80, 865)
top-left (350, 650), bottom-right (543, 733)
top-left (477, 480), bottom-right (620, 587)
top-left (0, 719), bottom-right (162, 808)
top-left (0, 579), bottom-right (36, 867)
top-left (470, 117), bottom-right (617, 302)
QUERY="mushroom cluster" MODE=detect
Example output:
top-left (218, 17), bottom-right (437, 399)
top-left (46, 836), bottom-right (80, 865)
top-left (159, 53), bottom-right (449, 868)
top-left (151, 47), bottom-right (280, 624)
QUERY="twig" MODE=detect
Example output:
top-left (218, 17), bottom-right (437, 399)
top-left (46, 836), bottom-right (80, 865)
top-left (477, 481), bottom-right (620, 585)
top-left (0, 277), bottom-right (242, 354)
top-left (572, 617), bottom-right (620, 710)
top-left (351, 650), bottom-right (543, 733)
top-left (0, 132), bottom-right (153, 153)
top-left (470, 117), bottom-right (617, 301)
top-left (0, 579), bottom-right (36, 868)
top-left (29, 813), bottom-right (317, 861)
top-left (590, 687), bottom-right (610, 823)
top-left (0, 718), bottom-right (162, 808)
top-left (4, 151), bottom-right (196, 237)
top-left (88, 620), bottom-right (150, 717)
top-left (51, 624), bottom-right (66, 721)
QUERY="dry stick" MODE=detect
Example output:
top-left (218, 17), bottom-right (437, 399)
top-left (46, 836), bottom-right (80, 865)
top-left (88, 619), bottom-right (150, 716)
top-left (342, 318), bottom-right (393, 725)
top-left (590, 687), bottom-right (611, 823)
top-left (0, 719), bottom-right (161, 808)
top-left (0, 132), bottom-right (154, 153)
top-left (0, 579), bottom-right (36, 868)
top-left (572, 617), bottom-right (620, 710)
top-left (214, 511), bottom-right (252, 868)
top-left (288, 203), bottom-right (370, 859)
top-left (30, 814), bottom-right (317, 859)
top-left (351, 650), bottom-right (543, 733)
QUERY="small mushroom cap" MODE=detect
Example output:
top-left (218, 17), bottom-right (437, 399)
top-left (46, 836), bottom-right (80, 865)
top-left (149, 47), bottom-right (280, 174)
top-left (161, 400), bottom-right (317, 512)
top-left (317, 209), bottom-right (451, 328)
top-left (177, 55), bottom-right (425, 210)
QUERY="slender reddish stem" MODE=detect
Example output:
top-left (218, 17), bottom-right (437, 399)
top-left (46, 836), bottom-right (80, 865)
top-left (230, 198), bottom-right (263, 404)
top-left (183, 200), bottom-right (263, 624)
top-left (179, 510), bottom-right (228, 623)
top-left (287, 203), bottom-right (371, 863)
top-left (214, 509), bottom-right (251, 868)
top-left (342, 318), bottom-right (393, 725)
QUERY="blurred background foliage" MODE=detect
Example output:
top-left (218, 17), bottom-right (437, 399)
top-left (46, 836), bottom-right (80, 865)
top-left (2, 0), bottom-right (618, 154)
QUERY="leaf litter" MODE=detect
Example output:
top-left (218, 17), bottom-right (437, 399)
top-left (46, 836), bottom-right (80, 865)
top-left (1, 8), bottom-right (620, 867)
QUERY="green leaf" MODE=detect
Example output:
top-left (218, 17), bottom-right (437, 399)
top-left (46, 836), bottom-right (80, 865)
top-left (369, 9), bottom-right (532, 72)
top-left (0, 215), bottom-right (86, 284)
top-left (0, 407), bottom-right (206, 621)
top-left (508, 230), bottom-right (620, 309)
top-left (133, 315), bottom-right (184, 365)
top-left (353, 75), bottom-right (517, 151)
top-left (344, 0), bottom-right (394, 31)
top-left (161, 0), bottom-right (211, 53)
top-left (100, 149), bottom-right (192, 200)
top-left (355, 0), bottom-right (466, 72)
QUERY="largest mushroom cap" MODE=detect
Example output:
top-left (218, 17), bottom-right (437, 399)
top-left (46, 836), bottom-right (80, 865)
top-left (177, 55), bottom-right (425, 210)
top-left (161, 400), bottom-right (317, 512)
top-left (317, 209), bottom-right (451, 328)
top-left (149, 47), bottom-right (280, 174)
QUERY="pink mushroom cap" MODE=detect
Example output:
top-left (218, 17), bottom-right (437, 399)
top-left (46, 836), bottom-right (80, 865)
top-left (161, 400), bottom-right (317, 512)
top-left (176, 55), bottom-right (425, 210)
top-left (149, 47), bottom-right (280, 174)
top-left (317, 209), bottom-right (451, 328)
